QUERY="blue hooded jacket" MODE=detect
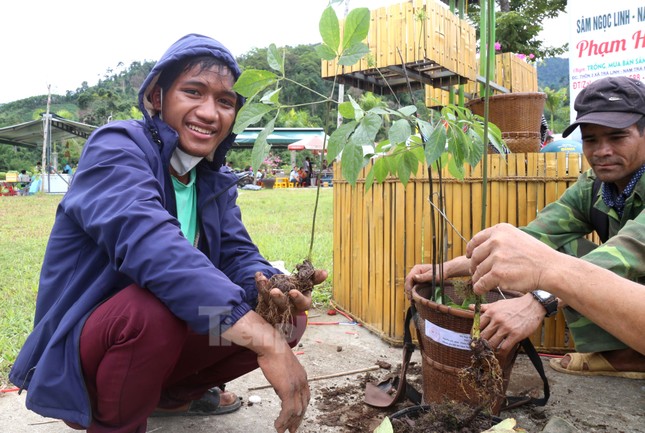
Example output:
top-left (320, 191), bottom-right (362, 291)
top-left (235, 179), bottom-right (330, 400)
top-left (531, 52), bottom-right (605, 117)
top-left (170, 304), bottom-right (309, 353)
top-left (9, 34), bottom-right (281, 427)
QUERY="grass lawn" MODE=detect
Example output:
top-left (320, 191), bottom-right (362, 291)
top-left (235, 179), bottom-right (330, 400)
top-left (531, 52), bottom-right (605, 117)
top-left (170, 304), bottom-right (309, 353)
top-left (0, 187), bottom-right (333, 386)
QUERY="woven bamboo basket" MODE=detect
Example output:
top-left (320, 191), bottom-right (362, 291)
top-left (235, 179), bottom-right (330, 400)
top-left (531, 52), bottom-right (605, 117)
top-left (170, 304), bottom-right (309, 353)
top-left (412, 279), bottom-right (519, 415)
top-left (502, 132), bottom-right (542, 153)
top-left (466, 92), bottom-right (546, 154)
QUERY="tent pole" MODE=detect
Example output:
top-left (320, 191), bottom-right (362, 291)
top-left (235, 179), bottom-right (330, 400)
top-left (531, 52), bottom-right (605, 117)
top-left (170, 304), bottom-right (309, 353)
top-left (41, 85), bottom-right (51, 192)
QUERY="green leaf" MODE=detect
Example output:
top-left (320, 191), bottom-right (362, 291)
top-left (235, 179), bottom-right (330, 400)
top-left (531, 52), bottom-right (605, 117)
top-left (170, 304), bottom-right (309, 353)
top-left (403, 150), bottom-right (419, 177)
top-left (338, 101), bottom-right (356, 120)
top-left (368, 106), bottom-right (391, 116)
top-left (353, 112), bottom-right (383, 144)
top-left (328, 121), bottom-right (357, 161)
top-left (340, 140), bottom-right (365, 186)
top-left (388, 119), bottom-right (412, 146)
top-left (251, 119), bottom-right (275, 172)
top-left (233, 103), bottom-right (274, 134)
top-left (447, 153), bottom-right (466, 179)
top-left (373, 416), bottom-right (394, 433)
top-left (446, 124), bottom-right (466, 167)
top-left (338, 42), bottom-right (370, 66)
top-left (373, 156), bottom-right (390, 183)
top-left (342, 8), bottom-right (370, 49)
top-left (394, 153), bottom-right (411, 187)
top-left (482, 417), bottom-right (526, 433)
top-left (487, 123), bottom-right (507, 155)
top-left (364, 167), bottom-right (375, 191)
top-left (348, 95), bottom-right (364, 121)
top-left (398, 105), bottom-right (417, 117)
top-left (465, 126), bottom-right (484, 166)
top-left (315, 43), bottom-right (338, 61)
top-left (425, 122), bottom-right (447, 166)
top-left (416, 118), bottom-right (434, 141)
top-left (319, 6), bottom-right (340, 53)
top-left (260, 88), bottom-right (281, 105)
top-left (409, 141), bottom-right (425, 163)
top-left (233, 69), bottom-right (277, 98)
top-left (375, 139), bottom-right (392, 154)
top-left (267, 44), bottom-right (284, 74)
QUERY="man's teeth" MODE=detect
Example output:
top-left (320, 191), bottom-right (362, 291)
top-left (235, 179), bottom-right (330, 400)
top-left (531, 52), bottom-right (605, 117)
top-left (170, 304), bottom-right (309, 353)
top-left (188, 125), bottom-right (212, 135)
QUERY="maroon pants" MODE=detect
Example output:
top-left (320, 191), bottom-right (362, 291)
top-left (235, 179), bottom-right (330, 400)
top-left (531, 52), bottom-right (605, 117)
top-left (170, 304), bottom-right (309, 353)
top-left (70, 284), bottom-right (306, 433)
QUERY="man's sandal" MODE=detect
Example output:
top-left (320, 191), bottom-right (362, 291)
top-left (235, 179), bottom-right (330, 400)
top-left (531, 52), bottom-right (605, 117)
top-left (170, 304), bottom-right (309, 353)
top-left (150, 388), bottom-right (242, 417)
top-left (549, 352), bottom-right (645, 379)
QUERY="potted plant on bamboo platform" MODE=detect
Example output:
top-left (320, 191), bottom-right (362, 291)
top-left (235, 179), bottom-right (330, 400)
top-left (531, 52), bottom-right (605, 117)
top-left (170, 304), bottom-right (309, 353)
top-left (232, 0), bottom-right (519, 428)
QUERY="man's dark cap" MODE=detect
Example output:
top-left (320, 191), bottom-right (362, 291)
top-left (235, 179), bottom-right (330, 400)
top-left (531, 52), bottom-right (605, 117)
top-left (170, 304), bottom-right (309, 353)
top-left (563, 76), bottom-right (645, 137)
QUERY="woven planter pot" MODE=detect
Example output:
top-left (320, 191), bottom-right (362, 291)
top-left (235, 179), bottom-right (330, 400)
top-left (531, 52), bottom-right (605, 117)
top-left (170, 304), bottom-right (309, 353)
top-left (467, 92), bottom-right (546, 154)
top-left (411, 278), bottom-right (519, 415)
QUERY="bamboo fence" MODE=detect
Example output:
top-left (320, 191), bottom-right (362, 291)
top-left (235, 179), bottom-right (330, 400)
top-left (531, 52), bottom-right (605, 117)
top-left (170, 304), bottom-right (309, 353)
top-left (332, 152), bottom-right (592, 354)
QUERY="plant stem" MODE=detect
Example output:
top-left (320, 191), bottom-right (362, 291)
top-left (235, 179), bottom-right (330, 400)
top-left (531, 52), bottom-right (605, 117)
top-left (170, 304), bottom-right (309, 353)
top-left (471, 294), bottom-right (483, 340)
top-left (307, 100), bottom-right (332, 262)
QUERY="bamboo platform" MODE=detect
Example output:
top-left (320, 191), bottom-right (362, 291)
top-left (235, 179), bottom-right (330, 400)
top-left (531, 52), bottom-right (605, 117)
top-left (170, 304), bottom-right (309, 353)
top-left (322, 0), bottom-right (476, 94)
top-left (322, 0), bottom-right (537, 103)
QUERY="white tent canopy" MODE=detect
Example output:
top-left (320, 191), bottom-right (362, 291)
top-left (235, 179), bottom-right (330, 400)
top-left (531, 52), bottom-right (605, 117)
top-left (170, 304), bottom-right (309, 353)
top-left (0, 114), bottom-right (96, 148)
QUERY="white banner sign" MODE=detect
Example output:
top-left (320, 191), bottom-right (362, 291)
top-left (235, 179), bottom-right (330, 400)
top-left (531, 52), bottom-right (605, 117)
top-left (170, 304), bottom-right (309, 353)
top-left (568, 1), bottom-right (645, 122)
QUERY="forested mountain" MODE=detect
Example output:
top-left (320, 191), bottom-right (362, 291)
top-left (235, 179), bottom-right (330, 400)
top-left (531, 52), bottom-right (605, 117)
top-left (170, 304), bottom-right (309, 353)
top-left (0, 60), bottom-right (156, 172)
top-left (537, 57), bottom-right (569, 90)
top-left (0, 46), bottom-right (571, 172)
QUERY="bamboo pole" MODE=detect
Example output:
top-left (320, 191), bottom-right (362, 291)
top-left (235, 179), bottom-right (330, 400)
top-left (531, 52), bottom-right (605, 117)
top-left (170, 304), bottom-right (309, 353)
top-left (247, 365), bottom-right (381, 391)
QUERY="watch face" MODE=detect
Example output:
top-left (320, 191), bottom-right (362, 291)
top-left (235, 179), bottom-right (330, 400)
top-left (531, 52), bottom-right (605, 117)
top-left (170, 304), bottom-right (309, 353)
top-left (534, 290), bottom-right (551, 300)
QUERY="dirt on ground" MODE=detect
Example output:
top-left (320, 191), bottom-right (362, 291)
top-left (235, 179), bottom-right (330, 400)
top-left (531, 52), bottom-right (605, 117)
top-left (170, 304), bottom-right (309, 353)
top-left (1, 307), bottom-right (644, 433)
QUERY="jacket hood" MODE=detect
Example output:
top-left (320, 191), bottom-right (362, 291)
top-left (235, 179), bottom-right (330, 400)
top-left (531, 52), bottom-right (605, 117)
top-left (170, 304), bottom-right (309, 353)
top-left (138, 34), bottom-right (243, 167)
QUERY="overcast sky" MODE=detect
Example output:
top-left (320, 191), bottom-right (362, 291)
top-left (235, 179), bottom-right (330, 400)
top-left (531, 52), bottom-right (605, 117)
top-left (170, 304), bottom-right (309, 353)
top-left (0, 0), bottom-right (568, 104)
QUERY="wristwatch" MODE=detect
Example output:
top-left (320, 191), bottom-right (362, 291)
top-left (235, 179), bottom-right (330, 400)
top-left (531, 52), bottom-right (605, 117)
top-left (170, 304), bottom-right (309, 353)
top-left (531, 290), bottom-right (558, 317)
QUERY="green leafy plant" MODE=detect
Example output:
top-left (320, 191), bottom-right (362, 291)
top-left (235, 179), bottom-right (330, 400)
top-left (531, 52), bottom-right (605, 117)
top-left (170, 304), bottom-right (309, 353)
top-left (232, 1), bottom-right (504, 275)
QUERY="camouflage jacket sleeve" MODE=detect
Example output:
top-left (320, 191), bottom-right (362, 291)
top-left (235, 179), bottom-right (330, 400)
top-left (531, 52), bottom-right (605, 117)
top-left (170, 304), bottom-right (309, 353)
top-left (583, 218), bottom-right (645, 282)
top-left (522, 168), bottom-right (645, 282)
top-left (520, 169), bottom-right (596, 249)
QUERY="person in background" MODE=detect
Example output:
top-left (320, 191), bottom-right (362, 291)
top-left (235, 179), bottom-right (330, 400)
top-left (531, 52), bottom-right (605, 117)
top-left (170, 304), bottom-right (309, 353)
top-left (289, 166), bottom-right (300, 187)
top-left (540, 114), bottom-right (549, 146)
top-left (62, 161), bottom-right (73, 174)
top-left (298, 166), bottom-right (308, 187)
top-left (9, 33), bottom-right (327, 433)
top-left (18, 169), bottom-right (31, 195)
top-left (255, 167), bottom-right (265, 185)
top-left (304, 156), bottom-right (312, 186)
top-left (405, 76), bottom-right (645, 379)
top-left (18, 169), bottom-right (30, 184)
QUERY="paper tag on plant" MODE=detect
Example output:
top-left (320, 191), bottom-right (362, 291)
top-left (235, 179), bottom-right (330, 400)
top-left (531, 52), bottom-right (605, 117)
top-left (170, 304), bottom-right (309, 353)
top-left (425, 319), bottom-right (471, 350)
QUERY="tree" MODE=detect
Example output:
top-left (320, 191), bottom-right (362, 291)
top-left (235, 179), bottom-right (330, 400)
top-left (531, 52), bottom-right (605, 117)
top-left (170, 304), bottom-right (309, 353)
top-left (467, 0), bottom-right (567, 59)
top-left (542, 86), bottom-right (568, 133)
top-left (277, 108), bottom-right (319, 128)
top-left (237, 44), bottom-right (334, 127)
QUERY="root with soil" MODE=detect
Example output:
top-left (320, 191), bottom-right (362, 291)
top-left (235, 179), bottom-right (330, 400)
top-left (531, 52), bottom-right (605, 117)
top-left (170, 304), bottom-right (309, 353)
top-left (458, 336), bottom-right (504, 413)
top-left (256, 260), bottom-right (316, 327)
top-left (458, 285), bottom-right (504, 413)
top-left (391, 400), bottom-right (498, 433)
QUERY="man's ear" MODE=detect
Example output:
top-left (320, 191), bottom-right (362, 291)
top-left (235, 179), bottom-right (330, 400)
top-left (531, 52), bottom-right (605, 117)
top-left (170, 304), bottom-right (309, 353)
top-left (150, 86), bottom-right (162, 111)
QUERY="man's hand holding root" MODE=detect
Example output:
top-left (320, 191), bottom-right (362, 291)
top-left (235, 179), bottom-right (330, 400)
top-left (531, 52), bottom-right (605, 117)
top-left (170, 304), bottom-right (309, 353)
top-left (255, 269), bottom-right (328, 315)
top-left (466, 223), bottom-right (551, 296)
